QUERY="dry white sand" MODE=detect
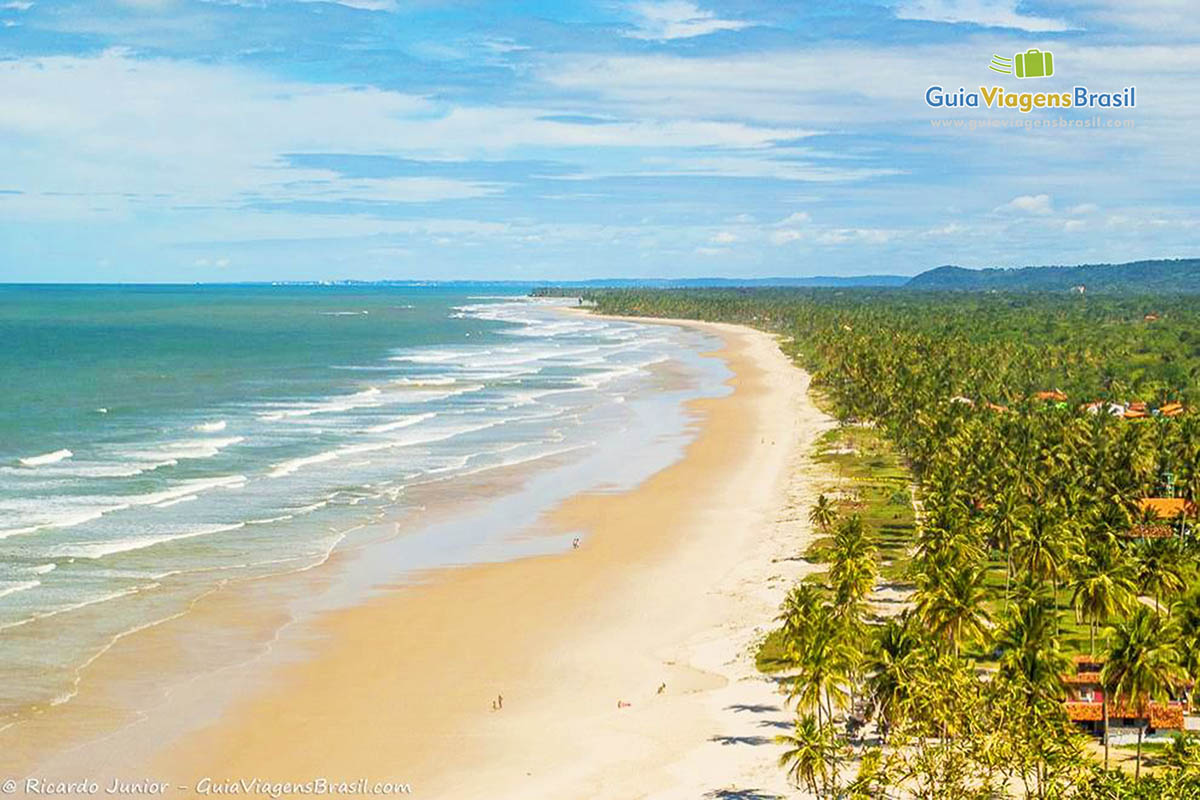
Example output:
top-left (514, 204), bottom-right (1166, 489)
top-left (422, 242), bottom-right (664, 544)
top-left (8, 318), bottom-right (837, 799)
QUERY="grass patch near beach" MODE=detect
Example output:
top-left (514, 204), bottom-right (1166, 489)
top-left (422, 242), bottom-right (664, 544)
top-left (755, 419), bottom-right (917, 673)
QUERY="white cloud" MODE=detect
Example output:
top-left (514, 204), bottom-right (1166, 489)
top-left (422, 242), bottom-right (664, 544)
top-left (769, 230), bottom-right (804, 245)
top-left (776, 211), bottom-right (812, 226)
top-left (1067, 203), bottom-right (1099, 215)
top-left (0, 50), bottom-right (811, 221)
top-left (923, 222), bottom-right (967, 236)
top-left (813, 228), bottom-right (894, 245)
top-left (710, 230), bottom-right (737, 243)
top-left (894, 0), bottom-right (1074, 32)
top-left (996, 193), bottom-right (1054, 215)
top-left (769, 211), bottom-right (811, 245)
top-left (768, 215), bottom-right (895, 247)
top-left (329, 0), bottom-right (395, 10)
top-left (626, 1), bottom-right (751, 40)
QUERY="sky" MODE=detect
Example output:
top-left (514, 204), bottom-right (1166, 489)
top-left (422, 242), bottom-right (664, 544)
top-left (1, 0), bottom-right (1198, 282)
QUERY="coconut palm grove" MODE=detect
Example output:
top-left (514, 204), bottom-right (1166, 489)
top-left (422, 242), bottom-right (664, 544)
top-left (537, 287), bottom-right (1200, 797)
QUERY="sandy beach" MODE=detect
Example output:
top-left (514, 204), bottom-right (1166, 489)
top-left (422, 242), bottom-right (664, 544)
top-left (5, 315), bottom-right (833, 799)
top-left (139, 316), bottom-right (832, 798)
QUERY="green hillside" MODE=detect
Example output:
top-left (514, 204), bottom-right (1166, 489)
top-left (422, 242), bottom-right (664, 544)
top-left (907, 259), bottom-right (1200, 293)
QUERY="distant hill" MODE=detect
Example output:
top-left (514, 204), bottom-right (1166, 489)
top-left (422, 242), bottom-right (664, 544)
top-left (540, 275), bottom-right (909, 288)
top-left (906, 259), bottom-right (1200, 293)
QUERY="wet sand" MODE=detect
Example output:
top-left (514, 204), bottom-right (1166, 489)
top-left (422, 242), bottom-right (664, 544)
top-left (6, 316), bottom-right (834, 799)
top-left (154, 317), bottom-right (833, 798)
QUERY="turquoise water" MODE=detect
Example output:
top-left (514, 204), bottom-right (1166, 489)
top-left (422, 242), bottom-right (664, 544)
top-left (0, 286), bottom-right (721, 716)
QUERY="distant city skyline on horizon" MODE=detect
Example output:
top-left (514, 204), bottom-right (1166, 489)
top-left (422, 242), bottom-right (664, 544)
top-left (1, 0), bottom-right (1197, 282)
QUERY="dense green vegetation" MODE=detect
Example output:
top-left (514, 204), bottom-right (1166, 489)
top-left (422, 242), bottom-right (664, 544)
top-left (538, 287), bottom-right (1200, 797)
top-left (906, 258), bottom-right (1200, 293)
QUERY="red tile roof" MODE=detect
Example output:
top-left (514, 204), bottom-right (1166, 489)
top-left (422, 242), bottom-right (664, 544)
top-left (1138, 498), bottom-right (1194, 519)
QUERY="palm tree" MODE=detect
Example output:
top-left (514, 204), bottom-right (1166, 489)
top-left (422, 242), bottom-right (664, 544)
top-left (1134, 538), bottom-right (1186, 613)
top-left (782, 609), bottom-right (856, 728)
top-left (776, 713), bottom-right (838, 796)
top-left (988, 488), bottom-right (1024, 602)
top-left (995, 591), bottom-right (1068, 706)
top-left (863, 614), bottom-right (920, 740)
top-left (830, 516), bottom-right (878, 609)
top-left (915, 564), bottom-right (991, 658)
top-left (777, 583), bottom-right (823, 643)
top-left (1014, 504), bottom-right (1078, 634)
top-left (809, 493), bottom-right (838, 534)
top-left (1101, 607), bottom-right (1186, 779)
top-left (1172, 586), bottom-right (1200, 711)
top-left (1069, 540), bottom-right (1136, 655)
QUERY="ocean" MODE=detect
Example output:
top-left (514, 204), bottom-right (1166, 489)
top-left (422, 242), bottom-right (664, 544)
top-left (0, 285), bottom-right (725, 723)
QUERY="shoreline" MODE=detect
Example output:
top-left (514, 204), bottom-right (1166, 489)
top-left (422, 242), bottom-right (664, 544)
top-left (7, 314), bottom-right (835, 798)
top-left (156, 316), bottom-right (834, 797)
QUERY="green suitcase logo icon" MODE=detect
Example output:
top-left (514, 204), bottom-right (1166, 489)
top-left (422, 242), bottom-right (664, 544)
top-left (1014, 48), bottom-right (1054, 78)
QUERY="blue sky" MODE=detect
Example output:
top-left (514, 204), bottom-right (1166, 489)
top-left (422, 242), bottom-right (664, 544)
top-left (1, 0), bottom-right (1197, 281)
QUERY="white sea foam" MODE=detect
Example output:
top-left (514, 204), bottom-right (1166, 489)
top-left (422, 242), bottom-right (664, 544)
top-left (154, 494), bottom-right (198, 509)
top-left (19, 449), bottom-right (73, 467)
top-left (0, 586), bottom-right (144, 632)
top-left (403, 383), bottom-right (486, 402)
top-left (0, 580), bottom-right (40, 600)
top-left (0, 504), bottom-right (127, 540)
top-left (365, 412), bottom-right (437, 434)
top-left (50, 522), bottom-right (246, 559)
top-left (268, 420), bottom-right (503, 479)
top-left (124, 436), bottom-right (243, 462)
top-left (389, 350), bottom-right (483, 364)
top-left (122, 474), bottom-right (248, 507)
top-left (287, 500), bottom-right (330, 515)
top-left (269, 450), bottom-right (341, 478)
top-left (26, 563), bottom-right (57, 575)
top-left (0, 475), bottom-right (244, 540)
top-left (193, 420), bottom-right (227, 433)
top-left (259, 387), bottom-right (382, 421)
top-left (246, 513), bottom-right (294, 525)
top-left (318, 310), bottom-right (369, 316)
top-left (390, 376), bottom-right (458, 386)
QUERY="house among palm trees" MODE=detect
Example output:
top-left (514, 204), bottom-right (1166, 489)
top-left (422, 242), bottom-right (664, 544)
top-left (1034, 389), bottom-right (1068, 402)
top-left (1063, 656), bottom-right (1188, 734)
top-left (1124, 401), bottom-right (1150, 419)
top-left (1157, 401), bottom-right (1185, 418)
top-left (1128, 498), bottom-right (1196, 539)
top-left (1081, 400), bottom-right (1186, 418)
top-left (1082, 400), bottom-right (1126, 416)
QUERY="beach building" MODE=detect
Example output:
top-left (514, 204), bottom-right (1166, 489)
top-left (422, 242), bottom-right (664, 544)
top-left (1128, 497), bottom-right (1195, 539)
top-left (1034, 390), bottom-right (1068, 402)
top-left (1063, 656), bottom-right (1188, 735)
top-left (1158, 402), bottom-right (1185, 418)
top-left (1124, 401), bottom-right (1149, 419)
